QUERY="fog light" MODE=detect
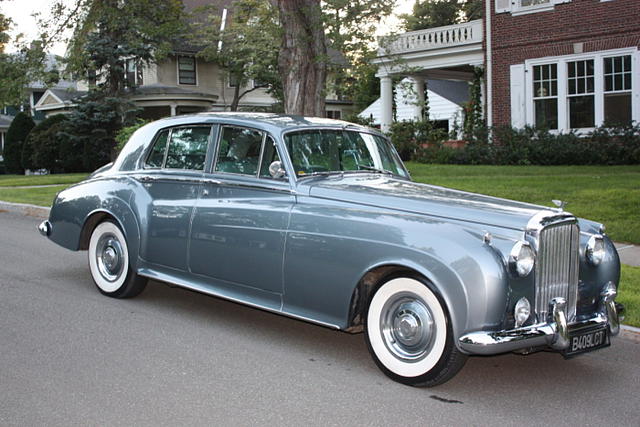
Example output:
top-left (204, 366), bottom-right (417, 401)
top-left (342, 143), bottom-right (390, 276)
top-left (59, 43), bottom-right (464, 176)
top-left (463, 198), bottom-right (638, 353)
top-left (514, 297), bottom-right (531, 327)
top-left (586, 234), bottom-right (605, 266)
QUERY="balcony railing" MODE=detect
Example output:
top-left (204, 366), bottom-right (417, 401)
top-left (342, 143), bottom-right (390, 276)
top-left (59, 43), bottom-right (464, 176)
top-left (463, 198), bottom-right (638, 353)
top-left (380, 20), bottom-right (483, 55)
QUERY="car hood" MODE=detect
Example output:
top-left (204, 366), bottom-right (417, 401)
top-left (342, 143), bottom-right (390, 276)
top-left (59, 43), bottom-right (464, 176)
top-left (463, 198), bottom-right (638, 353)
top-left (304, 175), bottom-right (552, 231)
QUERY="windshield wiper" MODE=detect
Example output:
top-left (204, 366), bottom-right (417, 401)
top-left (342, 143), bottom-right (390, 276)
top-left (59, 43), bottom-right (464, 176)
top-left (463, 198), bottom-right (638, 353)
top-left (297, 171), bottom-right (344, 180)
top-left (357, 164), bottom-right (395, 175)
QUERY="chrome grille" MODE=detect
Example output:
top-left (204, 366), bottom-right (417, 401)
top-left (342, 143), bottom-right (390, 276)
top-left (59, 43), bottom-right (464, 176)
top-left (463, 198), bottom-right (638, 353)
top-left (534, 222), bottom-right (580, 322)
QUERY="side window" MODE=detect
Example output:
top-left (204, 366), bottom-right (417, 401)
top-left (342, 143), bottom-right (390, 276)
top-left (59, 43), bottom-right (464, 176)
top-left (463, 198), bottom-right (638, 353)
top-left (259, 136), bottom-right (284, 179)
top-left (165, 126), bottom-right (210, 170)
top-left (215, 126), bottom-right (264, 176)
top-left (145, 129), bottom-right (170, 168)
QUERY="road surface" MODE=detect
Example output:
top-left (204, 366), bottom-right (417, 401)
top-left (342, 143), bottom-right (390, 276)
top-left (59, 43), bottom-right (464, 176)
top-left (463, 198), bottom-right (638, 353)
top-left (1, 211), bottom-right (639, 426)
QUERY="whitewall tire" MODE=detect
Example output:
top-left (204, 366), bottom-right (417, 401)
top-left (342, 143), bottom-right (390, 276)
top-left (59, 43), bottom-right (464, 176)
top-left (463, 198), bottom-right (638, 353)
top-left (364, 276), bottom-right (466, 387)
top-left (88, 220), bottom-right (146, 298)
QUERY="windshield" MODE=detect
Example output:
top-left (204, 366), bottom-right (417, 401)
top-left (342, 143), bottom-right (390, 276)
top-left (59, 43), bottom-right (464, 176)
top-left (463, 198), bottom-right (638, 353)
top-left (284, 130), bottom-right (409, 178)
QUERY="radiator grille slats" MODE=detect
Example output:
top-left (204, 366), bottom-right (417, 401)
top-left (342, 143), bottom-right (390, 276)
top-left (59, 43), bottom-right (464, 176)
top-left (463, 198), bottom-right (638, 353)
top-left (534, 222), bottom-right (579, 322)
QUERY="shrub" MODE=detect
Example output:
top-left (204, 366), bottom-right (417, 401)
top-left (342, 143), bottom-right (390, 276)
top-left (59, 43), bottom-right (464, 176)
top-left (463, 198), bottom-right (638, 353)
top-left (388, 120), bottom-right (447, 161)
top-left (3, 112), bottom-right (35, 174)
top-left (115, 119), bottom-right (149, 154)
top-left (26, 114), bottom-right (68, 172)
top-left (410, 123), bottom-right (640, 166)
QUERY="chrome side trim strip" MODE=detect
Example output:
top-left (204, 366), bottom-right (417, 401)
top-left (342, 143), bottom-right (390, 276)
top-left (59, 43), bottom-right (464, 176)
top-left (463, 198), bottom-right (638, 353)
top-left (138, 269), bottom-right (341, 330)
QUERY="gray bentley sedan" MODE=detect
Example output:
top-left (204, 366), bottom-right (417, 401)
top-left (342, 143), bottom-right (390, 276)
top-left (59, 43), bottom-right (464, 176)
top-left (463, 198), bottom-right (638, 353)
top-left (39, 113), bottom-right (623, 386)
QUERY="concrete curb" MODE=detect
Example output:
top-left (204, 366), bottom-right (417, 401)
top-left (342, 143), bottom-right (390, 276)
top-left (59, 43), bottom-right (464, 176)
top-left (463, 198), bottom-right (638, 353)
top-left (0, 201), bottom-right (50, 219)
top-left (620, 325), bottom-right (640, 342)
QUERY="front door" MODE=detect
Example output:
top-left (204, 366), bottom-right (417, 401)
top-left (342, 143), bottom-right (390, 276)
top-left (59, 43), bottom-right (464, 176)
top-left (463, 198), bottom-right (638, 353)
top-left (189, 126), bottom-right (293, 298)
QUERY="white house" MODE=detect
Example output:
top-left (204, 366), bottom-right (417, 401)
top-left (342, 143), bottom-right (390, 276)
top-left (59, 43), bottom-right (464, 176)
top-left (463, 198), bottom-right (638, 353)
top-left (359, 78), bottom-right (469, 135)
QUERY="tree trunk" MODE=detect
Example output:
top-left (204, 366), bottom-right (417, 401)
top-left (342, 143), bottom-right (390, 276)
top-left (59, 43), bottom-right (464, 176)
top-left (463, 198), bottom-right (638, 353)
top-left (272, 0), bottom-right (327, 117)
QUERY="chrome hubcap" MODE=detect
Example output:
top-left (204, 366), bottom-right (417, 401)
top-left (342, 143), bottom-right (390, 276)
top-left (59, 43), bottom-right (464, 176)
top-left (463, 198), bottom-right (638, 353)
top-left (96, 234), bottom-right (124, 282)
top-left (380, 294), bottom-right (435, 361)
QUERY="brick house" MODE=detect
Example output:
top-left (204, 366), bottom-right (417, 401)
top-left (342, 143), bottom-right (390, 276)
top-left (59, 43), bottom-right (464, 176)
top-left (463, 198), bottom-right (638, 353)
top-left (493, 0), bottom-right (640, 132)
top-left (373, 0), bottom-right (640, 133)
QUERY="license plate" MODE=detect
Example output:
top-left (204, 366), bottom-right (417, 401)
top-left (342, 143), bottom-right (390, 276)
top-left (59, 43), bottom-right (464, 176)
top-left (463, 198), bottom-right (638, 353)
top-left (563, 327), bottom-right (610, 357)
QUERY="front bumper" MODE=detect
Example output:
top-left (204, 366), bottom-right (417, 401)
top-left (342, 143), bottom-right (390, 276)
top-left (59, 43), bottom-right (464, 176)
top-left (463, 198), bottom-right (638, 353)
top-left (459, 284), bottom-right (622, 355)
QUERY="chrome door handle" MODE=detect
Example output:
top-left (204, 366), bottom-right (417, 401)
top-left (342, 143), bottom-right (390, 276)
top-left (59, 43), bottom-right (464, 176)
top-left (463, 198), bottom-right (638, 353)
top-left (202, 189), bottom-right (210, 196)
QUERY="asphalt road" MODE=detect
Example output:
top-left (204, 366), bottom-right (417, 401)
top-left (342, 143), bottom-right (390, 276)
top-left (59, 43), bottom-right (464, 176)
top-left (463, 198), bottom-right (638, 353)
top-left (1, 211), bottom-right (639, 426)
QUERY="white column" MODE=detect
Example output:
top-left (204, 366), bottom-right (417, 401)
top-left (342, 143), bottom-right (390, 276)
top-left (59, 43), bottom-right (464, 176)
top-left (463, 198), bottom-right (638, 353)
top-left (380, 75), bottom-right (393, 133)
top-left (170, 103), bottom-right (177, 116)
top-left (413, 77), bottom-right (425, 121)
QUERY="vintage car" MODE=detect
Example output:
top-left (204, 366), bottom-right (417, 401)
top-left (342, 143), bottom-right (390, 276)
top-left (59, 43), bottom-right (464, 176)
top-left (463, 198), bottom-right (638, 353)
top-left (39, 113), bottom-right (623, 386)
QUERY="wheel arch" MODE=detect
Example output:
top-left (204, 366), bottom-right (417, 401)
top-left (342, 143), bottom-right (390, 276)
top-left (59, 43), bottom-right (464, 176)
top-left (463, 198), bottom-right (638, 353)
top-left (79, 205), bottom-right (141, 266)
top-left (345, 260), bottom-right (469, 342)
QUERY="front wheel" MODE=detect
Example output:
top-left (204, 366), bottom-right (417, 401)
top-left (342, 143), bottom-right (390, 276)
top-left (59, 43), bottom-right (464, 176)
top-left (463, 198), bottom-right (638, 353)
top-left (364, 276), bottom-right (466, 387)
top-left (88, 220), bottom-right (147, 298)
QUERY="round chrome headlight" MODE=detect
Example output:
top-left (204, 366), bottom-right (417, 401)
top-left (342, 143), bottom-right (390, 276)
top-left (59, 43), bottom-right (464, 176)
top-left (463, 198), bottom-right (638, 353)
top-left (509, 241), bottom-right (535, 277)
top-left (586, 234), bottom-right (605, 266)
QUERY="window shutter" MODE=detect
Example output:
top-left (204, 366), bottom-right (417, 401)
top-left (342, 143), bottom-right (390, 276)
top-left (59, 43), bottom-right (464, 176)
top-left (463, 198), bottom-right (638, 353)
top-left (510, 64), bottom-right (526, 128)
top-left (495, 0), bottom-right (512, 13)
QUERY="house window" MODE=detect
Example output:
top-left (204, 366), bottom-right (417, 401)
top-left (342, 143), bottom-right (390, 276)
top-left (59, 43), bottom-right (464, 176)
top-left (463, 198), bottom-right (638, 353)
top-left (604, 55), bottom-right (632, 125)
top-left (533, 64), bottom-right (558, 129)
top-left (520, 0), bottom-right (550, 6)
top-left (178, 56), bottom-right (196, 85)
top-left (125, 59), bottom-right (143, 88)
top-left (326, 110), bottom-right (341, 120)
top-left (522, 49), bottom-right (637, 132)
top-left (567, 59), bottom-right (595, 128)
top-left (228, 74), bottom-right (240, 88)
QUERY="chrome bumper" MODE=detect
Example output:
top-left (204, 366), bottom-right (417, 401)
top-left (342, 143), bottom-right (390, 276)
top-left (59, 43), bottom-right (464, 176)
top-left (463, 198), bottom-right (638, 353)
top-left (459, 284), bottom-right (621, 356)
top-left (38, 220), bottom-right (52, 237)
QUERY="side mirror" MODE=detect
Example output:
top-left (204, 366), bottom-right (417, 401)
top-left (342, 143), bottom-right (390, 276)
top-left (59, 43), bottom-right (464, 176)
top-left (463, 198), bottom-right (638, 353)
top-left (268, 160), bottom-right (286, 179)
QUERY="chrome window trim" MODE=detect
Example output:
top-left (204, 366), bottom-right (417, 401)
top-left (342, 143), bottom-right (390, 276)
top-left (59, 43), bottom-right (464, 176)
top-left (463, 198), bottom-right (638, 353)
top-left (213, 124), bottom-right (266, 178)
top-left (142, 124), bottom-right (213, 172)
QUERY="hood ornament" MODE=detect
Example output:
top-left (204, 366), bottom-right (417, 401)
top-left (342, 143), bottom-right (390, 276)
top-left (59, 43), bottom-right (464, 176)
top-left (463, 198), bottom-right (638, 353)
top-left (552, 200), bottom-right (566, 211)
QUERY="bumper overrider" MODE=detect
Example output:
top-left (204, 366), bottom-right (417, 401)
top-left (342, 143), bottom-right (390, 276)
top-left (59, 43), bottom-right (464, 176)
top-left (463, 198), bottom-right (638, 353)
top-left (459, 282), bottom-right (623, 355)
top-left (38, 220), bottom-right (52, 237)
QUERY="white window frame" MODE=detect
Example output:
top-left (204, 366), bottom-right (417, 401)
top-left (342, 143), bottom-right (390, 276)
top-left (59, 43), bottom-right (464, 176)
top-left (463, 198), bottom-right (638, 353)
top-left (498, 0), bottom-right (572, 16)
top-left (177, 55), bottom-right (198, 86)
top-left (524, 47), bottom-right (639, 133)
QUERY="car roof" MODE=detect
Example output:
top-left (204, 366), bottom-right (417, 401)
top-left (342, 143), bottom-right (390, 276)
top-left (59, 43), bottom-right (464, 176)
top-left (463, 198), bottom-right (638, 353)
top-left (153, 112), bottom-right (380, 135)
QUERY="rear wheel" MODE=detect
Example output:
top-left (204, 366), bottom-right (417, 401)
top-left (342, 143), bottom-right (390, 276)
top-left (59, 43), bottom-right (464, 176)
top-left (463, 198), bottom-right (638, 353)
top-left (88, 220), bottom-right (146, 298)
top-left (364, 276), bottom-right (466, 387)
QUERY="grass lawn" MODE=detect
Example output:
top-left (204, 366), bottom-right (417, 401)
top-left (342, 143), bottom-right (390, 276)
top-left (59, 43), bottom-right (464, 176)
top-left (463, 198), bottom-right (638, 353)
top-left (0, 173), bottom-right (87, 187)
top-left (620, 265), bottom-right (640, 328)
top-left (406, 163), bottom-right (640, 245)
top-left (0, 185), bottom-right (68, 207)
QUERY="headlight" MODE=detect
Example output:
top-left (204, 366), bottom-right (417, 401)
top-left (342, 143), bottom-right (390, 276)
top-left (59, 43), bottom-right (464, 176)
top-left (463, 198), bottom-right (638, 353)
top-left (509, 241), bottom-right (535, 277)
top-left (586, 234), bottom-right (605, 266)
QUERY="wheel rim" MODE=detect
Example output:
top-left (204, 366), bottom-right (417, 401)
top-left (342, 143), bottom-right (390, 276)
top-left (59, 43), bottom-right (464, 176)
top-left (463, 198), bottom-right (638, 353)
top-left (380, 293), bottom-right (435, 362)
top-left (95, 233), bottom-right (125, 282)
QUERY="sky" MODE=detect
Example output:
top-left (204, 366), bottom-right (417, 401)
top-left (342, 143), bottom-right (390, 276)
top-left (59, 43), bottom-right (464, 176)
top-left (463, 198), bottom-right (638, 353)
top-left (1, 0), bottom-right (414, 56)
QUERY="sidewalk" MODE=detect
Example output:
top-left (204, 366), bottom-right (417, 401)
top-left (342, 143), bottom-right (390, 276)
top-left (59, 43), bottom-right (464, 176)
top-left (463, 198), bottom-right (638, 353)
top-left (614, 243), bottom-right (640, 267)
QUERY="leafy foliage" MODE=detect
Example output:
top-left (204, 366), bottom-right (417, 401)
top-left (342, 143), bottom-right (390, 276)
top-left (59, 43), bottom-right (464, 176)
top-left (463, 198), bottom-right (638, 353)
top-left (3, 112), bottom-right (35, 174)
top-left (23, 114), bottom-right (68, 172)
top-left (115, 119), bottom-right (149, 153)
top-left (410, 124), bottom-right (640, 165)
top-left (402, 0), bottom-right (482, 31)
top-left (191, 0), bottom-right (281, 110)
top-left (59, 93), bottom-right (139, 172)
top-left (65, 0), bottom-right (185, 95)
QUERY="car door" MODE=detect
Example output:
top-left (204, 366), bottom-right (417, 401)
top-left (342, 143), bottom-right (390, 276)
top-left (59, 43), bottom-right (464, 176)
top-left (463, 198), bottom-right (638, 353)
top-left (135, 125), bottom-right (212, 271)
top-left (189, 125), bottom-right (293, 304)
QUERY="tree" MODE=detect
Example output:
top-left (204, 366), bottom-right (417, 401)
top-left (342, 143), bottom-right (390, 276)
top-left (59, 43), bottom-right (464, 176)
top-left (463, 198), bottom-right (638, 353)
top-left (402, 0), bottom-right (482, 31)
top-left (65, 0), bottom-right (185, 97)
top-left (191, 0), bottom-right (281, 111)
top-left (3, 112), bottom-right (35, 174)
top-left (24, 114), bottom-right (68, 172)
top-left (271, 0), bottom-right (327, 116)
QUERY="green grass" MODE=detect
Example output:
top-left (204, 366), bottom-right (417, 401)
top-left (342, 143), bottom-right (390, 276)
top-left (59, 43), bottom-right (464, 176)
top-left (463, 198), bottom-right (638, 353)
top-left (0, 173), bottom-right (87, 187)
top-left (620, 264), bottom-right (640, 328)
top-left (0, 185), bottom-right (67, 207)
top-left (406, 163), bottom-right (640, 245)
